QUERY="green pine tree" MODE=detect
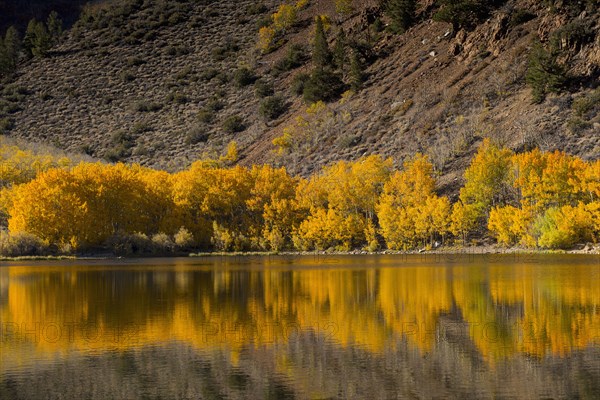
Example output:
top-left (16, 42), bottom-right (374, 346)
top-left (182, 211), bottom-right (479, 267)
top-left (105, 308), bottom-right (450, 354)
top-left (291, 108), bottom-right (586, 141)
top-left (525, 41), bottom-right (566, 103)
top-left (333, 28), bottom-right (348, 73)
top-left (384, 0), bottom-right (417, 34)
top-left (24, 19), bottom-right (52, 58)
top-left (2, 26), bottom-right (21, 72)
top-left (312, 16), bottom-right (332, 70)
top-left (349, 50), bottom-right (364, 91)
top-left (47, 11), bottom-right (63, 44)
top-left (433, 0), bottom-right (489, 32)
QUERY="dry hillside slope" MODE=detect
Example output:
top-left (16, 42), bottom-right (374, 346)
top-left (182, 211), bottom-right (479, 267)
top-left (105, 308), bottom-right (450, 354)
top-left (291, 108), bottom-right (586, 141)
top-left (1, 0), bottom-right (598, 192)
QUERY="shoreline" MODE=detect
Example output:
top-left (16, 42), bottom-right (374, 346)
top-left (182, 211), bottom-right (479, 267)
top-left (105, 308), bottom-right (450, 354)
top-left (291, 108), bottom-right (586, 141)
top-left (2, 244), bottom-right (598, 262)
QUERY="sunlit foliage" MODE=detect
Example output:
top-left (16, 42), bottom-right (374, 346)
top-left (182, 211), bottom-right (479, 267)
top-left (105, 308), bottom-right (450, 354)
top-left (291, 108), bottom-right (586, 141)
top-left (377, 154), bottom-right (450, 250)
top-left (1, 139), bottom-right (598, 254)
top-left (449, 139), bottom-right (514, 240)
top-left (295, 155), bottom-right (393, 250)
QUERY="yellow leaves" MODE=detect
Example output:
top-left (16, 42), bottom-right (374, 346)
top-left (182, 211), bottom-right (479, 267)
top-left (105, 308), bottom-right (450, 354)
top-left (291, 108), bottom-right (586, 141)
top-left (7, 163), bottom-right (179, 247)
top-left (335, 0), bottom-right (354, 15)
top-left (295, 0), bottom-right (309, 9)
top-left (535, 203), bottom-right (597, 249)
top-left (488, 205), bottom-right (527, 246)
top-left (460, 138), bottom-right (514, 211)
top-left (0, 143), bottom-right (74, 188)
top-left (376, 154), bottom-right (450, 250)
top-left (219, 140), bottom-right (238, 165)
top-left (449, 201), bottom-right (481, 239)
top-left (272, 4), bottom-right (297, 33)
top-left (258, 2), bottom-right (303, 53)
top-left (293, 155), bottom-right (392, 250)
top-left (258, 26), bottom-right (276, 54)
top-left (297, 208), bottom-right (363, 251)
top-left (3, 139), bottom-right (598, 253)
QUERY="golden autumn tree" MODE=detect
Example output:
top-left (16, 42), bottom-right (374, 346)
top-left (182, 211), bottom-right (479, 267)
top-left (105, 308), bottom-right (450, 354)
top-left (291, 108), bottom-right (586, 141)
top-left (295, 155), bottom-right (393, 250)
top-left (489, 148), bottom-right (599, 249)
top-left (450, 139), bottom-right (514, 241)
top-left (377, 154), bottom-right (450, 250)
top-left (247, 164), bottom-right (301, 250)
top-left (7, 163), bottom-right (167, 248)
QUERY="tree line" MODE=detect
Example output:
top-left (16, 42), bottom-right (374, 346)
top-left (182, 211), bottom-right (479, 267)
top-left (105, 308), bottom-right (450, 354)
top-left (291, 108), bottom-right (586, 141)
top-left (0, 11), bottom-right (62, 78)
top-left (1, 139), bottom-right (598, 256)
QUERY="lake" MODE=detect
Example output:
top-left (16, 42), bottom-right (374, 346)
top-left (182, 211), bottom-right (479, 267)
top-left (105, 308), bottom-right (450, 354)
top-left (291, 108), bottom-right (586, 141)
top-left (1, 254), bottom-right (599, 399)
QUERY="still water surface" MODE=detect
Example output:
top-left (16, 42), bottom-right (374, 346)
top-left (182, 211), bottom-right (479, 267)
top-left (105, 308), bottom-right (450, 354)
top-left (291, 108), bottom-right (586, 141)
top-left (1, 254), bottom-right (599, 399)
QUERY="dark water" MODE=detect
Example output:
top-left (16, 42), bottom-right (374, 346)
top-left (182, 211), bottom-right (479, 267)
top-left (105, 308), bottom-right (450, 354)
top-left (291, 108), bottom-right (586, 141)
top-left (1, 254), bottom-right (599, 399)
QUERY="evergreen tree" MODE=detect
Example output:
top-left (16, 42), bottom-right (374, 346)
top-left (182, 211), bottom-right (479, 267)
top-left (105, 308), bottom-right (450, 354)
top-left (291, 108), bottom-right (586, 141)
top-left (0, 26), bottom-right (21, 76)
top-left (384, 0), bottom-right (417, 34)
top-left (0, 38), bottom-right (8, 77)
top-left (349, 50), bottom-right (364, 91)
top-left (47, 11), bottom-right (63, 44)
top-left (24, 19), bottom-right (51, 58)
top-left (333, 28), bottom-right (348, 73)
top-left (312, 16), bottom-right (331, 70)
top-left (526, 41), bottom-right (566, 103)
top-left (433, 0), bottom-right (490, 32)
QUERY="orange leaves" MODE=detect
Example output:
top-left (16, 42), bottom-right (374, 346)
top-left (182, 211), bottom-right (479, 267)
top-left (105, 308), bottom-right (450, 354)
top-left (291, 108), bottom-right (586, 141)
top-left (7, 163), bottom-right (177, 247)
top-left (2, 139), bottom-right (598, 253)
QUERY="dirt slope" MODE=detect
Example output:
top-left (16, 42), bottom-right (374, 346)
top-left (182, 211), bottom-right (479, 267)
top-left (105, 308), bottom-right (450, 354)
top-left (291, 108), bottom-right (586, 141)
top-left (1, 0), bottom-right (598, 191)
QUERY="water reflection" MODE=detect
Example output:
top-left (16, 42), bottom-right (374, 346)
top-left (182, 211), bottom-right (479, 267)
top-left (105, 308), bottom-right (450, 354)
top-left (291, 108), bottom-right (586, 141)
top-left (1, 255), bottom-right (599, 398)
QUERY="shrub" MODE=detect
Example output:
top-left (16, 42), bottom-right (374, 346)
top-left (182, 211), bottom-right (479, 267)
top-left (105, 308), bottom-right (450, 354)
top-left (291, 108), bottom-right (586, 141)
top-left (104, 144), bottom-right (129, 162)
top-left (212, 40), bottom-right (239, 60)
top-left (206, 97), bottom-right (224, 112)
top-left (247, 3), bottom-right (268, 15)
top-left (120, 70), bottom-right (136, 82)
top-left (572, 89), bottom-right (600, 119)
top-left (0, 118), bottom-right (15, 133)
top-left (291, 72), bottom-right (310, 96)
top-left (110, 130), bottom-right (133, 146)
top-left (335, 0), bottom-right (354, 16)
top-left (255, 79), bottom-right (274, 98)
top-left (433, 0), bottom-right (493, 31)
top-left (303, 69), bottom-right (345, 103)
top-left (535, 205), bottom-right (594, 249)
top-left (234, 67), bottom-right (257, 87)
top-left (151, 232), bottom-right (175, 253)
top-left (166, 45), bottom-right (190, 57)
top-left (105, 232), bottom-right (152, 256)
top-left (133, 100), bottom-right (163, 112)
top-left (126, 56), bottom-right (146, 66)
top-left (0, 230), bottom-right (49, 256)
top-left (258, 26), bottom-right (277, 54)
top-left (222, 115), bottom-right (246, 133)
top-left (272, 4), bottom-right (298, 33)
top-left (259, 95), bottom-right (288, 120)
top-left (199, 68), bottom-right (219, 81)
top-left (509, 9), bottom-right (536, 28)
top-left (174, 227), bottom-right (194, 249)
top-left (274, 44), bottom-right (308, 73)
top-left (166, 92), bottom-right (189, 104)
top-left (132, 122), bottom-right (151, 134)
top-left (185, 126), bottom-right (208, 145)
top-left (197, 108), bottom-right (216, 123)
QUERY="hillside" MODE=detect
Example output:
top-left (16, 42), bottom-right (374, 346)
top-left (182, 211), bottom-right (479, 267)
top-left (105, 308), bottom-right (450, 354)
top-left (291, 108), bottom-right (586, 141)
top-left (1, 0), bottom-right (599, 191)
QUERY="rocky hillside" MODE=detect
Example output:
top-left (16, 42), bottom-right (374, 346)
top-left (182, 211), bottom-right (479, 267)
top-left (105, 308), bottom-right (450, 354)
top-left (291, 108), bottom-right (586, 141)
top-left (1, 0), bottom-right (598, 190)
